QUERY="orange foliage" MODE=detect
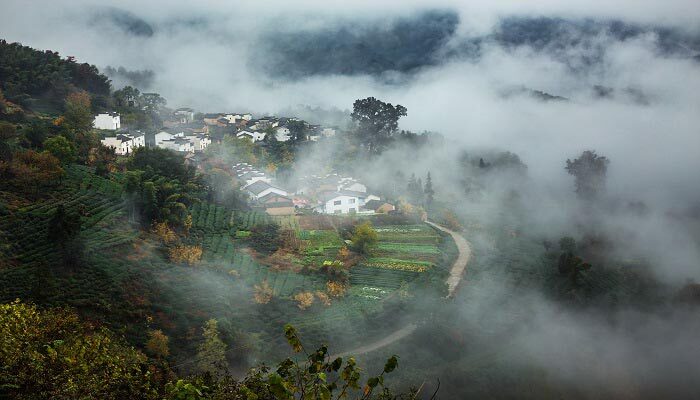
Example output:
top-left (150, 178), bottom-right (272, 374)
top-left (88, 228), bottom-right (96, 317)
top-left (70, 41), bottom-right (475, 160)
top-left (326, 281), bottom-right (348, 298)
top-left (168, 245), bottom-right (203, 265)
top-left (315, 291), bottom-right (331, 306)
top-left (152, 222), bottom-right (177, 244)
top-left (293, 292), bottom-right (315, 310)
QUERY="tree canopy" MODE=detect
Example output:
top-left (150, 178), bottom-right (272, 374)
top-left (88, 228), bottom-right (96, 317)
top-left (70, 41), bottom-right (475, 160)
top-left (351, 97), bottom-right (407, 154)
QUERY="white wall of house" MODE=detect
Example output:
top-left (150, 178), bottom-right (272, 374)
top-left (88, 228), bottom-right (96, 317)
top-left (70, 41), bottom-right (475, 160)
top-left (237, 131), bottom-right (266, 142)
top-left (319, 195), bottom-right (361, 214)
top-left (339, 182), bottom-right (367, 193)
top-left (159, 140), bottom-right (193, 153)
top-left (100, 134), bottom-right (144, 155)
top-left (185, 134), bottom-right (211, 151)
top-left (275, 126), bottom-right (291, 142)
top-left (321, 127), bottom-right (336, 137)
top-left (93, 113), bottom-right (120, 130)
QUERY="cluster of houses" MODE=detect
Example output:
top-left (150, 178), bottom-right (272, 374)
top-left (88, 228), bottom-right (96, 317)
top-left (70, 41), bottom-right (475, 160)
top-left (94, 111), bottom-right (212, 156)
top-left (296, 173), bottom-right (394, 215)
top-left (200, 113), bottom-right (337, 143)
top-left (234, 163), bottom-right (295, 215)
top-left (233, 163), bottom-right (394, 216)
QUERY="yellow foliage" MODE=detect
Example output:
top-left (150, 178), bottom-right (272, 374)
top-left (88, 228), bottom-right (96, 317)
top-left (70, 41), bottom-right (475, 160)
top-left (253, 280), bottom-right (273, 304)
top-left (228, 269), bottom-right (240, 278)
top-left (153, 222), bottom-right (177, 244)
top-left (293, 292), bottom-right (315, 310)
top-left (53, 116), bottom-right (65, 126)
top-left (168, 245), bottom-right (202, 265)
top-left (315, 291), bottom-right (331, 306)
top-left (145, 329), bottom-right (170, 359)
top-left (184, 214), bottom-right (193, 235)
top-left (326, 281), bottom-right (348, 298)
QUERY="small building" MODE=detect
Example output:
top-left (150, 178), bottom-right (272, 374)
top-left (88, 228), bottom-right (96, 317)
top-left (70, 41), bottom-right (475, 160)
top-left (185, 133), bottom-right (211, 152)
top-left (100, 132), bottom-right (145, 155)
top-left (236, 130), bottom-right (266, 142)
top-left (159, 137), bottom-right (194, 153)
top-left (363, 200), bottom-right (395, 214)
top-left (316, 192), bottom-right (362, 214)
top-left (93, 112), bottom-right (121, 130)
top-left (245, 181), bottom-right (288, 200)
top-left (275, 126), bottom-right (291, 142)
top-left (259, 193), bottom-right (295, 216)
top-left (174, 107), bottom-right (195, 124)
top-left (238, 171), bottom-right (271, 187)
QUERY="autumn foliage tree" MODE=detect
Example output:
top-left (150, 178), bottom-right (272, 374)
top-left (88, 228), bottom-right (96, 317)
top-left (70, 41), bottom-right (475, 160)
top-left (0, 300), bottom-right (157, 399)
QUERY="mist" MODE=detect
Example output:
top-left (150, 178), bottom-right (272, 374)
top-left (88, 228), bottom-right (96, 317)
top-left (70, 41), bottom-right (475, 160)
top-left (3, 0), bottom-right (700, 397)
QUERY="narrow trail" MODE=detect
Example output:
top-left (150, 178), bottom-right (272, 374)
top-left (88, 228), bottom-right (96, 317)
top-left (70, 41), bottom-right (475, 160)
top-left (330, 221), bottom-right (472, 358)
top-left (425, 220), bottom-right (472, 298)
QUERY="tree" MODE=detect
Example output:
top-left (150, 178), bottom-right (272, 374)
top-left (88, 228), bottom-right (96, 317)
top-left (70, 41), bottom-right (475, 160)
top-left (287, 119), bottom-right (308, 142)
top-left (424, 172), bottom-right (435, 206)
top-left (146, 329), bottom-right (170, 359)
top-left (565, 150), bottom-right (610, 200)
top-left (43, 135), bottom-right (76, 164)
top-left (5, 150), bottom-right (64, 195)
top-left (196, 319), bottom-right (227, 375)
top-left (351, 221), bottom-right (378, 255)
top-left (559, 236), bottom-right (577, 253)
top-left (351, 97), bottom-right (407, 154)
top-left (0, 300), bottom-right (157, 399)
top-left (63, 91), bottom-right (93, 134)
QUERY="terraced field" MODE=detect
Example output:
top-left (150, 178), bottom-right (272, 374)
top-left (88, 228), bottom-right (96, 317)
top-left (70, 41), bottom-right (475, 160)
top-left (0, 165), bottom-right (131, 266)
top-left (351, 223), bottom-right (443, 293)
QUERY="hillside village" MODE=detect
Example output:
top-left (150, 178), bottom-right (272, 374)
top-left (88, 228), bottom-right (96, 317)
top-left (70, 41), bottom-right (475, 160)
top-left (96, 109), bottom-right (394, 217)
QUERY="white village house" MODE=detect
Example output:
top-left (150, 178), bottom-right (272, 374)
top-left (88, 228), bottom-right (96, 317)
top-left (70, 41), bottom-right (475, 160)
top-left (101, 133), bottom-right (145, 156)
top-left (93, 113), bottom-right (121, 130)
top-left (159, 137), bottom-right (194, 153)
top-left (236, 130), bottom-right (266, 142)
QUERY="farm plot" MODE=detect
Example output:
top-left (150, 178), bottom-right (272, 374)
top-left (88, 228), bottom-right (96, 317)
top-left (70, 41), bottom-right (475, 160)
top-left (0, 166), bottom-right (129, 264)
top-left (235, 211), bottom-right (271, 230)
top-left (190, 203), bottom-right (232, 233)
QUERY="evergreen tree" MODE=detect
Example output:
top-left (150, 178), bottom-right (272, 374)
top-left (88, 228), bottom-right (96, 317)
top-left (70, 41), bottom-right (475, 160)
top-left (424, 171), bottom-right (435, 206)
top-left (196, 319), bottom-right (227, 375)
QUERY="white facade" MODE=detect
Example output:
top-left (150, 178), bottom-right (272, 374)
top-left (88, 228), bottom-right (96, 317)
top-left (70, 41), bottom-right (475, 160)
top-left (317, 194), bottom-right (361, 214)
top-left (159, 138), bottom-right (194, 153)
top-left (101, 133), bottom-right (145, 156)
top-left (321, 127), bottom-right (337, 137)
top-left (275, 126), bottom-right (291, 142)
top-left (339, 181), bottom-right (367, 193)
top-left (185, 134), bottom-right (211, 151)
top-left (93, 113), bottom-right (121, 130)
top-left (174, 108), bottom-right (194, 123)
top-left (237, 130), bottom-right (266, 142)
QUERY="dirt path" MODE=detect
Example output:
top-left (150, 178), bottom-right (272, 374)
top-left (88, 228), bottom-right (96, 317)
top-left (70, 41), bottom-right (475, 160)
top-left (330, 323), bottom-right (419, 359)
top-left (330, 221), bottom-right (471, 358)
top-left (425, 220), bottom-right (472, 298)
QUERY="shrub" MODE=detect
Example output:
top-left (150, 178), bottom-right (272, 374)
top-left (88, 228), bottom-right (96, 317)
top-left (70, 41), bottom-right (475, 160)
top-left (293, 292), bottom-right (315, 310)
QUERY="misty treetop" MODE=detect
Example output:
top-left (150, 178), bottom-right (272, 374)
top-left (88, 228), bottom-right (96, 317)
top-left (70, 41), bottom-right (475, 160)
top-left (566, 150), bottom-right (610, 200)
top-left (351, 97), bottom-right (407, 155)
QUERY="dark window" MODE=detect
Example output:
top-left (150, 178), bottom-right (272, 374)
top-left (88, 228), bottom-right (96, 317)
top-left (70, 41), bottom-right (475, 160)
top-left (333, 200), bottom-right (342, 205)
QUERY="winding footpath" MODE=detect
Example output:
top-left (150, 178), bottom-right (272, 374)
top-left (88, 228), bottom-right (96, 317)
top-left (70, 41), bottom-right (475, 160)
top-left (331, 221), bottom-right (472, 358)
top-left (425, 220), bottom-right (472, 298)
